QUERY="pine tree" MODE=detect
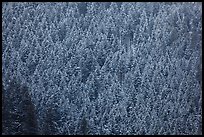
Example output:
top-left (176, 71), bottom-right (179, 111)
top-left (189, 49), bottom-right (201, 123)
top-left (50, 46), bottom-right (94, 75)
top-left (80, 116), bottom-right (89, 135)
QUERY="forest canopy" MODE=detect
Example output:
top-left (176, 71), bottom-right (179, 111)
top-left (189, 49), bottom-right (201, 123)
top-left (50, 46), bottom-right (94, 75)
top-left (2, 2), bottom-right (202, 135)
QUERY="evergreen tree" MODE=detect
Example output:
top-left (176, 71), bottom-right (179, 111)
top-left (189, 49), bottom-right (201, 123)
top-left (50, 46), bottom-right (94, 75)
top-left (2, 78), bottom-right (38, 135)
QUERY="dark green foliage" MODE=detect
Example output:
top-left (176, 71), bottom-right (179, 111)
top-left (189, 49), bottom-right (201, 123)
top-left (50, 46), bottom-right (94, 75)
top-left (78, 2), bottom-right (88, 16)
top-left (58, 23), bottom-right (67, 42)
top-left (134, 77), bottom-right (142, 89)
top-left (80, 117), bottom-right (89, 135)
top-left (2, 78), bottom-right (38, 135)
top-left (20, 49), bottom-right (30, 63)
top-left (42, 107), bottom-right (60, 135)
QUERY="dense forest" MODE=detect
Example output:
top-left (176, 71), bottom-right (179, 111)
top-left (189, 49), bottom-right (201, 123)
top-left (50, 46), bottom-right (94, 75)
top-left (2, 2), bottom-right (202, 135)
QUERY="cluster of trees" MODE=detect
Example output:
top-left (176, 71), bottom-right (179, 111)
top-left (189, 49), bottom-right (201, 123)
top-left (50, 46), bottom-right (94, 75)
top-left (2, 2), bottom-right (202, 135)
